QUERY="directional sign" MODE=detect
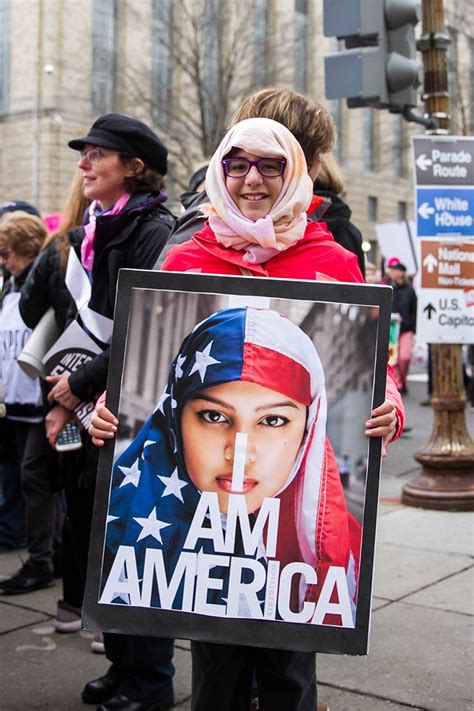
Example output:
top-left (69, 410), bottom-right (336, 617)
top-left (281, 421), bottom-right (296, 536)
top-left (413, 136), bottom-right (474, 186)
top-left (412, 136), bottom-right (474, 240)
top-left (416, 188), bottom-right (474, 238)
top-left (417, 239), bottom-right (474, 343)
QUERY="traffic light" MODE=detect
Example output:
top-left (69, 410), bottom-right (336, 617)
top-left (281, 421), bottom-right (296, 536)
top-left (324, 0), bottom-right (423, 112)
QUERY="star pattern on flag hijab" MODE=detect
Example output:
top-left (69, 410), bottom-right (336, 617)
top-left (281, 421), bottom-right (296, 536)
top-left (175, 354), bottom-right (186, 379)
top-left (134, 507), bottom-right (171, 544)
top-left (189, 341), bottom-right (221, 382)
top-left (158, 467), bottom-right (187, 502)
top-left (157, 390), bottom-right (177, 414)
top-left (118, 459), bottom-right (141, 488)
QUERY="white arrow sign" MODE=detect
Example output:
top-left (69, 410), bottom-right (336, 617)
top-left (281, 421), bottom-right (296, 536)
top-left (418, 202), bottom-right (435, 219)
top-left (423, 253), bottom-right (438, 273)
top-left (416, 154), bottom-right (433, 171)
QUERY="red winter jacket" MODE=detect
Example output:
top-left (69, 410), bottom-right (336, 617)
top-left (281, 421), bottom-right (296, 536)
top-left (162, 219), bottom-right (363, 283)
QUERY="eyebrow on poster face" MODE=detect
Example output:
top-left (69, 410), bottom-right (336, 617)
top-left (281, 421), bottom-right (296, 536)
top-left (189, 392), bottom-right (302, 411)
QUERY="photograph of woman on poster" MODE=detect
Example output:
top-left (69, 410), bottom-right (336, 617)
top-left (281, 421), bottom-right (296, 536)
top-left (100, 306), bottom-right (361, 629)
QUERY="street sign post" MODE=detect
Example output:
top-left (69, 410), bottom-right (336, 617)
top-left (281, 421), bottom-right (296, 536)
top-left (417, 239), bottom-right (474, 343)
top-left (402, 0), bottom-right (473, 514)
top-left (412, 136), bottom-right (474, 239)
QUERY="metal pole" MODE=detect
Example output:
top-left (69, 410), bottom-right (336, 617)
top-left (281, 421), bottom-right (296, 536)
top-left (31, 0), bottom-right (43, 206)
top-left (401, 0), bottom-right (474, 511)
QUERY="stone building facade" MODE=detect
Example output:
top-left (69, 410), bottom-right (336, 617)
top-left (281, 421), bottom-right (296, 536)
top-left (0, 0), bottom-right (472, 263)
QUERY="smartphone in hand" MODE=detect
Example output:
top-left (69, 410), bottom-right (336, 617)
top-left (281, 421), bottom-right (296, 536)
top-left (55, 421), bottom-right (82, 451)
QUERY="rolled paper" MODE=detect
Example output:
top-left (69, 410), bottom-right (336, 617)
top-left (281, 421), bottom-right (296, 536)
top-left (18, 307), bottom-right (59, 380)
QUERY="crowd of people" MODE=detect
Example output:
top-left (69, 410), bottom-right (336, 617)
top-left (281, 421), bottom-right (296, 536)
top-left (0, 88), bottom-right (407, 711)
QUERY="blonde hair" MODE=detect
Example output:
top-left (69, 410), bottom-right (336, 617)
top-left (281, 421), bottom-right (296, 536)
top-left (42, 170), bottom-right (90, 270)
top-left (0, 211), bottom-right (46, 258)
top-left (315, 153), bottom-right (345, 194)
top-left (231, 88), bottom-right (336, 168)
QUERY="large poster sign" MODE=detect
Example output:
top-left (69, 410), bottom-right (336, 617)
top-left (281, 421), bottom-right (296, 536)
top-left (83, 271), bottom-right (392, 655)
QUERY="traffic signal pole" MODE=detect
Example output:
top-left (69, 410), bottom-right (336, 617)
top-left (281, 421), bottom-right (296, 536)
top-left (401, 0), bottom-right (474, 511)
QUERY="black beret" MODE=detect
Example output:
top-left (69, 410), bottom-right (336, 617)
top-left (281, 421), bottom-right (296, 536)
top-left (68, 113), bottom-right (167, 175)
top-left (0, 200), bottom-right (41, 218)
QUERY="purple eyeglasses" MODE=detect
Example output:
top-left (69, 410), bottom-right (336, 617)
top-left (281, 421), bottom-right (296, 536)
top-left (222, 157), bottom-right (287, 178)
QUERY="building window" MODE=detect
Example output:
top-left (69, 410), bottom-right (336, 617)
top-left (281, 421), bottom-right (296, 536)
top-left (397, 201), bottom-right (407, 221)
top-left (151, 0), bottom-right (173, 125)
top-left (363, 109), bottom-right (374, 171)
top-left (0, 0), bottom-right (10, 114)
top-left (253, 0), bottom-right (269, 87)
top-left (393, 114), bottom-right (406, 177)
top-left (368, 196), bottom-right (378, 222)
top-left (329, 40), bottom-right (344, 159)
top-left (202, 0), bottom-right (221, 148)
top-left (92, 0), bottom-right (117, 113)
top-left (294, 0), bottom-right (308, 93)
top-left (331, 100), bottom-right (343, 160)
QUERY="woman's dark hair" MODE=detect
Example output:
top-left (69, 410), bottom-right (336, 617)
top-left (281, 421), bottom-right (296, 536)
top-left (119, 154), bottom-right (165, 194)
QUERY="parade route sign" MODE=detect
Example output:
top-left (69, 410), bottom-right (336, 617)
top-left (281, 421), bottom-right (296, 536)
top-left (417, 239), bottom-right (474, 343)
top-left (412, 136), bottom-right (474, 239)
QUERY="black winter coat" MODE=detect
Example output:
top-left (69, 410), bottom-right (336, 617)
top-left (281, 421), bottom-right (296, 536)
top-left (67, 194), bottom-right (175, 402)
top-left (314, 190), bottom-right (365, 278)
top-left (19, 242), bottom-right (76, 333)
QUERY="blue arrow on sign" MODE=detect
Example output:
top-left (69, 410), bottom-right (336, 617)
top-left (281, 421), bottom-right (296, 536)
top-left (416, 187), bottom-right (474, 237)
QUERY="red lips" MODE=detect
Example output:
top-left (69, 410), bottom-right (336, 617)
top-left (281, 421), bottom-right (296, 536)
top-left (216, 474), bottom-right (257, 494)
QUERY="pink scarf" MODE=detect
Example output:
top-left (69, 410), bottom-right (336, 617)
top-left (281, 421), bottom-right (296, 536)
top-left (81, 193), bottom-right (131, 271)
top-left (202, 118), bottom-right (313, 263)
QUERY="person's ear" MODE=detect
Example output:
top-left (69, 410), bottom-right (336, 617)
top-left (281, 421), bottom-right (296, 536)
top-left (125, 157), bottom-right (145, 177)
top-left (308, 154), bottom-right (322, 180)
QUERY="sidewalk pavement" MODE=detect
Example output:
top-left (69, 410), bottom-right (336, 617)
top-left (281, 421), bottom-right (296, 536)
top-left (0, 376), bottom-right (472, 710)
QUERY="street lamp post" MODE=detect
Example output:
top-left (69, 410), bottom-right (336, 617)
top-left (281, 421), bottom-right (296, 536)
top-left (401, 0), bottom-right (474, 511)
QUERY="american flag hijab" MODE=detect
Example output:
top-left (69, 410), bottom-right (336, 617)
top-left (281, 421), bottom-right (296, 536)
top-left (102, 306), bottom-right (336, 613)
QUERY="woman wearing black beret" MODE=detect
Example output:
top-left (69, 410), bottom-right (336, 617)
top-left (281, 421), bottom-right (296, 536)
top-left (47, 114), bottom-right (176, 711)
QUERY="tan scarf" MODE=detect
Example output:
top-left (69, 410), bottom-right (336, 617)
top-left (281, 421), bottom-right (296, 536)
top-left (202, 118), bottom-right (313, 264)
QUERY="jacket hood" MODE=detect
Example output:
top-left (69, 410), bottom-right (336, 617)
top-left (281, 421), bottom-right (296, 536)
top-left (314, 190), bottom-right (352, 220)
top-left (179, 189), bottom-right (209, 211)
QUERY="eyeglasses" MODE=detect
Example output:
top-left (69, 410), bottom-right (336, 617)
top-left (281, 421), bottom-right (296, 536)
top-left (78, 148), bottom-right (105, 165)
top-left (222, 157), bottom-right (287, 178)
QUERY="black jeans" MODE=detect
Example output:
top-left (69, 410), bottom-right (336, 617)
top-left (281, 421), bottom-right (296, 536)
top-left (0, 436), bottom-right (25, 547)
top-left (14, 421), bottom-right (58, 570)
top-left (191, 641), bottom-right (317, 711)
top-left (104, 633), bottom-right (175, 703)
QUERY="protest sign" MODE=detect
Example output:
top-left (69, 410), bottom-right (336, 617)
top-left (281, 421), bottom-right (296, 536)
top-left (43, 320), bottom-right (103, 427)
top-left (83, 271), bottom-right (391, 655)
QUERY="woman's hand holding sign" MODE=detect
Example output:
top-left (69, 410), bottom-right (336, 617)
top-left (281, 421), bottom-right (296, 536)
top-left (365, 399), bottom-right (398, 457)
top-left (89, 400), bottom-right (118, 446)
